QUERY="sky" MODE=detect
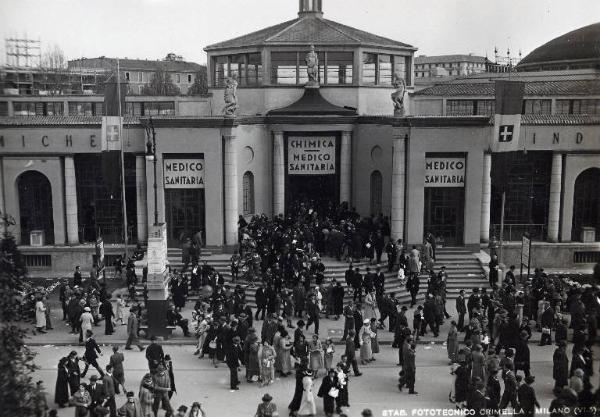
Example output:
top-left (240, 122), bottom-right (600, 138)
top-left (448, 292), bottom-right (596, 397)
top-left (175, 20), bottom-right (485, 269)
top-left (0, 0), bottom-right (599, 65)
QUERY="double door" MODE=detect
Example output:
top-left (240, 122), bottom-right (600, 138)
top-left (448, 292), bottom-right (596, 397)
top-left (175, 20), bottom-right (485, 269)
top-left (165, 189), bottom-right (205, 247)
top-left (424, 187), bottom-right (465, 246)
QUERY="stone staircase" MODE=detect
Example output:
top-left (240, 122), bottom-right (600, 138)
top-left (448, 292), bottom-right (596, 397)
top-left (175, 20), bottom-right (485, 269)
top-left (129, 247), bottom-right (487, 308)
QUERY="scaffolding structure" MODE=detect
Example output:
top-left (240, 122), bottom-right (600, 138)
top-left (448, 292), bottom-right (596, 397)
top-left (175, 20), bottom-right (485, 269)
top-left (5, 37), bottom-right (41, 68)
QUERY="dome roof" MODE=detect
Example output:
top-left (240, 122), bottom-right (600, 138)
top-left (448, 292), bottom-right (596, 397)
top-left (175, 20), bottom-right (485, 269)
top-left (518, 22), bottom-right (600, 70)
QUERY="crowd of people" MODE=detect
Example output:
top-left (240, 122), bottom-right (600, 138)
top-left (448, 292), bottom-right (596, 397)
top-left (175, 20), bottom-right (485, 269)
top-left (29, 199), bottom-right (600, 417)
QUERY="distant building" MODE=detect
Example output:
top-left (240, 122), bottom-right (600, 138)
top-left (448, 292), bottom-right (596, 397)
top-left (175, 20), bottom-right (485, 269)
top-left (414, 54), bottom-right (487, 78)
top-left (68, 54), bottom-right (204, 95)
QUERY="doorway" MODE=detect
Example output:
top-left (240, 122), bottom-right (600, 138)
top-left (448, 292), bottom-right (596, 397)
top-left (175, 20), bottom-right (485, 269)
top-left (165, 189), bottom-right (205, 247)
top-left (17, 170), bottom-right (54, 245)
top-left (424, 187), bottom-right (465, 246)
top-left (286, 174), bottom-right (338, 213)
top-left (572, 167), bottom-right (600, 241)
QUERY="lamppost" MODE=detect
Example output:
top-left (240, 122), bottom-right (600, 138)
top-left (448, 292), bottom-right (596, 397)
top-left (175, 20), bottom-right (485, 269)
top-left (142, 118), bottom-right (158, 226)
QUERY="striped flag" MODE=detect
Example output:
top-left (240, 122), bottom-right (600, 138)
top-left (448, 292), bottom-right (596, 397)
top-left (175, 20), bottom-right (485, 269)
top-left (492, 80), bottom-right (525, 152)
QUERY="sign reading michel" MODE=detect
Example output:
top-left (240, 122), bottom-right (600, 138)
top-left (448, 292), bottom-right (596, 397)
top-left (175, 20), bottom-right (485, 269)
top-left (288, 136), bottom-right (336, 175)
top-left (163, 157), bottom-right (205, 188)
top-left (424, 157), bottom-right (465, 187)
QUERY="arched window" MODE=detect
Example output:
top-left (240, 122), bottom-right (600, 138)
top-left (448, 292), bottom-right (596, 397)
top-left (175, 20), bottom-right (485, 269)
top-left (572, 167), bottom-right (600, 241)
top-left (370, 170), bottom-right (383, 215)
top-left (17, 170), bottom-right (54, 245)
top-left (242, 171), bottom-right (255, 215)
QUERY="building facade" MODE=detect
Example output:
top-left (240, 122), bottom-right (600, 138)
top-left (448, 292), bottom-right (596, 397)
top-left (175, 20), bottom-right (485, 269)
top-left (0, 1), bottom-right (598, 274)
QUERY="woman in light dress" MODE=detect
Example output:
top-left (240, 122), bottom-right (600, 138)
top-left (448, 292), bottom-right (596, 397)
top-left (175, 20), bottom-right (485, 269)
top-left (323, 338), bottom-right (335, 370)
top-left (115, 294), bottom-right (126, 325)
top-left (308, 334), bottom-right (324, 377)
top-left (260, 341), bottom-right (276, 386)
top-left (35, 296), bottom-right (47, 333)
top-left (358, 319), bottom-right (376, 365)
top-left (363, 291), bottom-right (377, 321)
top-left (279, 329), bottom-right (293, 376)
top-left (298, 370), bottom-right (316, 416)
top-left (80, 307), bottom-right (94, 335)
top-left (369, 318), bottom-right (379, 356)
top-left (138, 373), bottom-right (154, 417)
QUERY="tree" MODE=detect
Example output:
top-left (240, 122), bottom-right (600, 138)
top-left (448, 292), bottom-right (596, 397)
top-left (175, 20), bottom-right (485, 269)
top-left (0, 212), bottom-right (40, 417)
top-left (187, 66), bottom-right (208, 96)
top-left (142, 70), bottom-right (180, 96)
top-left (39, 44), bottom-right (69, 94)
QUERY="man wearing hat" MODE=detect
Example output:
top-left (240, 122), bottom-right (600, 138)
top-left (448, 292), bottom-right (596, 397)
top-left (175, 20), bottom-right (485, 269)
top-left (514, 330), bottom-right (531, 378)
top-left (227, 335), bottom-right (244, 390)
top-left (81, 330), bottom-right (104, 378)
top-left (486, 365), bottom-right (501, 413)
top-left (517, 376), bottom-right (540, 417)
top-left (254, 393), bottom-right (277, 417)
top-left (125, 307), bottom-right (145, 351)
top-left (306, 293), bottom-right (320, 335)
top-left (85, 374), bottom-right (106, 415)
top-left (175, 405), bottom-right (188, 417)
top-left (152, 364), bottom-right (174, 416)
top-left (361, 409), bottom-right (373, 417)
top-left (117, 391), bottom-right (142, 417)
top-left (145, 336), bottom-right (165, 374)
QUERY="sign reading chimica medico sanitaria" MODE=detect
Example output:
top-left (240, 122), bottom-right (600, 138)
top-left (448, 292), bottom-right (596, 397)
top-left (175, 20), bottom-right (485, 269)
top-left (288, 137), bottom-right (336, 175)
top-left (163, 158), bottom-right (205, 188)
top-left (424, 157), bottom-right (465, 187)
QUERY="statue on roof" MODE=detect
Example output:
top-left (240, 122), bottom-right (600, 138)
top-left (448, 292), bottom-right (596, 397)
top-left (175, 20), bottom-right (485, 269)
top-left (305, 45), bottom-right (319, 87)
top-left (222, 76), bottom-right (238, 116)
top-left (391, 75), bottom-right (406, 116)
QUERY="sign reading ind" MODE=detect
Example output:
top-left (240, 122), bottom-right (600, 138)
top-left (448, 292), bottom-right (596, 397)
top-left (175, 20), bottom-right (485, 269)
top-left (164, 158), bottom-right (205, 188)
top-left (288, 136), bottom-right (336, 175)
top-left (424, 157), bottom-right (465, 187)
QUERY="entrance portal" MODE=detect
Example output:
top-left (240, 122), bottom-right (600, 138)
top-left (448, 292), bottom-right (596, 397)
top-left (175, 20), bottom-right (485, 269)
top-left (286, 174), bottom-right (338, 213)
top-left (165, 189), bottom-right (205, 247)
top-left (424, 187), bottom-right (465, 246)
top-left (17, 170), bottom-right (54, 245)
top-left (572, 167), bottom-right (600, 241)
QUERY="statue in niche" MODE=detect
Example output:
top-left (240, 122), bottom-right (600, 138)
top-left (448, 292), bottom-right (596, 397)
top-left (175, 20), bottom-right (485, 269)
top-left (223, 76), bottom-right (238, 116)
top-left (305, 44), bottom-right (319, 86)
top-left (391, 75), bottom-right (406, 116)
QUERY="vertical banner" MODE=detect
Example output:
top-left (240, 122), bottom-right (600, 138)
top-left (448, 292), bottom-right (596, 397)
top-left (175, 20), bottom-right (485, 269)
top-left (492, 80), bottom-right (525, 152)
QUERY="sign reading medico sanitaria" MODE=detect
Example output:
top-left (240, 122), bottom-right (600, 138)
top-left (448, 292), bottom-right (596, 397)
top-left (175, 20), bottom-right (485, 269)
top-left (164, 157), bottom-right (205, 188)
top-left (288, 136), bottom-right (336, 175)
top-left (424, 157), bottom-right (465, 187)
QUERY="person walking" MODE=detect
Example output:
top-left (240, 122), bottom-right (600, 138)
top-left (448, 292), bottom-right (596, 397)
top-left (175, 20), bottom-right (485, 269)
top-left (447, 321), bottom-right (459, 365)
top-left (298, 370), bottom-right (316, 416)
top-left (152, 364), bottom-right (174, 417)
top-left (109, 345), bottom-right (126, 394)
top-left (81, 330), bottom-right (104, 378)
top-left (227, 336), bottom-right (243, 390)
top-left (260, 341), bottom-right (276, 386)
top-left (54, 357), bottom-right (70, 408)
top-left (402, 343), bottom-right (418, 394)
top-left (79, 307), bottom-right (94, 344)
top-left (100, 297), bottom-right (115, 336)
top-left (552, 341), bottom-right (569, 393)
top-left (344, 330), bottom-right (362, 376)
top-left (35, 295), bottom-right (47, 334)
top-left (102, 365), bottom-right (117, 417)
top-left (138, 374), bottom-right (154, 417)
top-left (456, 290), bottom-right (467, 332)
top-left (317, 369), bottom-right (339, 417)
top-left (145, 336), bottom-right (165, 374)
top-left (358, 319), bottom-right (375, 365)
top-left (518, 375), bottom-right (540, 417)
top-left (308, 334), bottom-right (324, 377)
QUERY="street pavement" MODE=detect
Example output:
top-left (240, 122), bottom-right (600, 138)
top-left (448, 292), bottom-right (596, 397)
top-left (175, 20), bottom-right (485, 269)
top-left (31, 343), bottom-right (599, 417)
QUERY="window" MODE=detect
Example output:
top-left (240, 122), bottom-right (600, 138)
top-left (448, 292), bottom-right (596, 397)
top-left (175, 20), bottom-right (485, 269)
top-left (475, 100), bottom-right (495, 116)
top-left (379, 54), bottom-right (393, 85)
top-left (125, 101), bottom-right (174, 116)
top-left (14, 102), bottom-right (64, 116)
top-left (68, 102), bottom-right (104, 116)
top-left (555, 99), bottom-right (570, 115)
top-left (125, 72), bottom-right (130, 81)
top-left (370, 171), bottom-right (383, 215)
top-left (176, 74), bottom-right (181, 83)
top-left (325, 52), bottom-right (353, 85)
top-left (362, 53), bottom-right (377, 84)
top-left (138, 72), bottom-right (143, 82)
top-left (271, 52), bottom-right (300, 85)
top-left (523, 99), bottom-right (551, 115)
top-left (187, 74), bottom-right (192, 83)
top-left (213, 53), bottom-right (263, 87)
top-left (242, 171), bottom-right (255, 215)
top-left (139, 85), bottom-right (144, 95)
top-left (446, 100), bottom-right (475, 116)
top-left (0, 102), bottom-right (7, 116)
top-left (572, 99), bottom-right (600, 115)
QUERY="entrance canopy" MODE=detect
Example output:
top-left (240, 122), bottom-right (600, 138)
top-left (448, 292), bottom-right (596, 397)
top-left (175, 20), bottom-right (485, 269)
top-left (268, 88), bottom-right (357, 116)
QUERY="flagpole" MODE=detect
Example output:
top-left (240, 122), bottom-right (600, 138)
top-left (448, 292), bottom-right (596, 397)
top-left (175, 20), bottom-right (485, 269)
top-left (117, 59), bottom-right (129, 261)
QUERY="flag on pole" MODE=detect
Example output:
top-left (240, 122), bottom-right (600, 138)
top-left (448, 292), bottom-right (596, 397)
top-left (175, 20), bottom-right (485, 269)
top-left (492, 80), bottom-right (525, 152)
top-left (102, 73), bottom-right (127, 197)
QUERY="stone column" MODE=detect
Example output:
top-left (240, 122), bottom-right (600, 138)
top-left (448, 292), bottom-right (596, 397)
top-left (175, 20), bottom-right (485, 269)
top-left (64, 156), bottom-right (79, 245)
top-left (390, 131), bottom-right (406, 241)
top-left (136, 155), bottom-right (148, 243)
top-left (340, 131), bottom-right (352, 204)
top-left (273, 131), bottom-right (285, 217)
top-left (480, 153), bottom-right (492, 243)
top-left (223, 130), bottom-right (239, 247)
top-left (548, 153), bottom-right (563, 242)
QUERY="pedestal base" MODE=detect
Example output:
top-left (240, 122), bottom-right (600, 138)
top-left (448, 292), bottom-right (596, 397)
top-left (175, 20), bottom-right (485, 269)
top-left (144, 299), bottom-right (173, 339)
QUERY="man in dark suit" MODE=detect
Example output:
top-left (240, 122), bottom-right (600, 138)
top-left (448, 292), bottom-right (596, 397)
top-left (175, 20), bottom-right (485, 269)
top-left (255, 287), bottom-right (267, 321)
top-left (227, 336), bottom-right (243, 390)
top-left (517, 375), bottom-right (540, 417)
top-left (499, 364), bottom-right (519, 411)
top-left (363, 267), bottom-right (376, 294)
top-left (86, 374), bottom-right (105, 415)
top-left (344, 330), bottom-right (362, 376)
top-left (81, 330), bottom-right (104, 378)
top-left (456, 290), bottom-right (467, 331)
top-left (100, 298), bottom-right (114, 336)
top-left (145, 336), bottom-right (165, 374)
top-left (73, 266), bottom-right (82, 287)
top-left (401, 343), bottom-right (417, 394)
top-left (341, 302), bottom-right (355, 341)
top-left (352, 268), bottom-right (363, 303)
top-left (102, 365), bottom-right (117, 417)
top-left (125, 308), bottom-right (144, 351)
top-left (468, 377), bottom-right (487, 414)
top-left (306, 294), bottom-right (320, 335)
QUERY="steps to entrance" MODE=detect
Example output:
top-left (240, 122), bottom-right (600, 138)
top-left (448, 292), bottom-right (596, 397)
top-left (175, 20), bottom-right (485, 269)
top-left (127, 247), bottom-right (488, 309)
